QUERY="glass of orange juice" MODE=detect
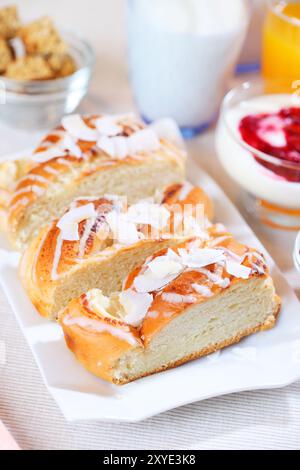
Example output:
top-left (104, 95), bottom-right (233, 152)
top-left (263, 0), bottom-right (300, 89)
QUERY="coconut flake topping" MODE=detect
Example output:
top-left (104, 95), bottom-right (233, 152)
top-left (57, 203), bottom-right (97, 241)
top-left (62, 114), bottom-right (98, 142)
top-left (97, 128), bottom-right (160, 159)
top-left (119, 290), bottom-right (153, 327)
top-left (131, 245), bottom-right (257, 295)
top-left (85, 289), bottom-right (113, 319)
top-left (32, 113), bottom-right (184, 165)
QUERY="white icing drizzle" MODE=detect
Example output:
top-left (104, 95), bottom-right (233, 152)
top-left (43, 165), bottom-right (61, 176)
top-left (220, 246), bottom-right (244, 262)
top-left (163, 310), bottom-right (175, 318)
top-left (56, 157), bottom-right (75, 168)
top-left (32, 228), bottom-right (51, 285)
top-left (9, 196), bottom-right (30, 212)
top-left (147, 310), bottom-right (159, 319)
top-left (213, 223), bottom-right (227, 233)
top-left (60, 134), bottom-right (82, 158)
top-left (209, 235), bottom-right (231, 247)
top-left (192, 283), bottom-right (213, 297)
top-left (63, 315), bottom-right (139, 346)
top-left (196, 267), bottom-right (230, 288)
top-left (32, 147), bottom-right (66, 163)
top-left (161, 293), bottom-right (197, 304)
top-left (78, 216), bottom-right (96, 258)
top-left (178, 181), bottom-right (193, 201)
top-left (12, 185), bottom-right (45, 200)
top-left (51, 233), bottom-right (63, 281)
top-left (18, 174), bottom-right (49, 185)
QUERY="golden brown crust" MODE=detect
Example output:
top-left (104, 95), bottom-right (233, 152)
top-left (163, 183), bottom-right (214, 221)
top-left (60, 298), bottom-right (142, 383)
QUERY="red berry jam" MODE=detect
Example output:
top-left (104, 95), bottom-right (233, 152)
top-left (239, 107), bottom-right (300, 182)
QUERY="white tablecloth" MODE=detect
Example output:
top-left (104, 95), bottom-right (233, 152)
top-left (0, 0), bottom-right (300, 451)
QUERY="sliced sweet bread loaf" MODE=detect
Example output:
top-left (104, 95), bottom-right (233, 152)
top-left (59, 235), bottom-right (280, 384)
top-left (7, 114), bottom-right (186, 249)
top-left (20, 183), bottom-right (212, 319)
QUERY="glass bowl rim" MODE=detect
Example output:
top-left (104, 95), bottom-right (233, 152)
top-left (0, 29), bottom-right (95, 92)
top-left (221, 78), bottom-right (300, 172)
top-left (268, 0), bottom-right (300, 28)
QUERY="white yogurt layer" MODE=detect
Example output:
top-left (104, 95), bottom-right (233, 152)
top-left (216, 94), bottom-right (300, 210)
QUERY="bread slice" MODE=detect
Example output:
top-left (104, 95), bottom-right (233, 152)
top-left (20, 183), bottom-right (213, 319)
top-left (59, 236), bottom-right (280, 384)
top-left (7, 114), bottom-right (186, 249)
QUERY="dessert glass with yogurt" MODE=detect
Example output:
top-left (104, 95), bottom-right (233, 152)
top-left (127, 0), bottom-right (250, 136)
top-left (216, 80), bottom-right (300, 230)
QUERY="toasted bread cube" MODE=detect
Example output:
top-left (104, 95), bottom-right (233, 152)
top-left (5, 56), bottom-right (54, 80)
top-left (47, 53), bottom-right (76, 77)
top-left (0, 5), bottom-right (20, 39)
top-left (18, 16), bottom-right (67, 55)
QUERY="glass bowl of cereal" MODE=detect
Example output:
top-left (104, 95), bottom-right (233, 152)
top-left (0, 8), bottom-right (95, 129)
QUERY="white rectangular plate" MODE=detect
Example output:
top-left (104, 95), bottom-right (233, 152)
top-left (1, 159), bottom-right (300, 422)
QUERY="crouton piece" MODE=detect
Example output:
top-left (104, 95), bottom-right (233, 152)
top-left (0, 37), bottom-right (12, 72)
top-left (5, 55), bottom-right (54, 80)
top-left (0, 5), bottom-right (20, 39)
top-left (18, 16), bottom-right (67, 55)
top-left (47, 53), bottom-right (76, 77)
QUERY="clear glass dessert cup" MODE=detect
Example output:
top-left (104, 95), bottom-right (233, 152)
top-left (215, 79), bottom-right (300, 230)
top-left (0, 30), bottom-right (95, 130)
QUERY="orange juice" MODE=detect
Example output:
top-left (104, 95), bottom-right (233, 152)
top-left (263, 1), bottom-right (300, 84)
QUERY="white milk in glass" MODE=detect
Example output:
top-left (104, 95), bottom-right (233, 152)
top-left (127, 0), bottom-right (249, 135)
